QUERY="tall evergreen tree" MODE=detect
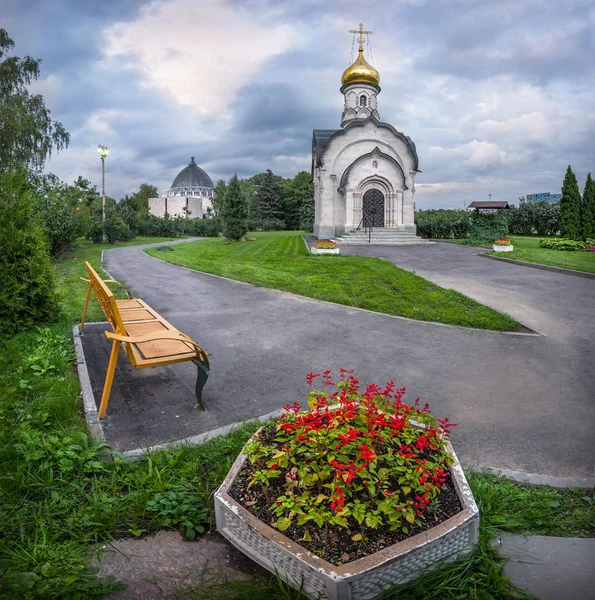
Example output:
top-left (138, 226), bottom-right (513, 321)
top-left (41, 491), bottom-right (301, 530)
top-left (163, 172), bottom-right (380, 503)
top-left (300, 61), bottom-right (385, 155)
top-left (213, 179), bottom-right (227, 213)
top-left (282, 171), bottom-right (313, 230)
top-left (0, 167), bottom-right (58, 332)
top-left (582, 173), bottom-right (595, 240)
top-left (253, 169), bottom-right (283, 223)
top-left (220, 174), bottom-right (248, 240)
top-left (559, 165), bottom-right (582, 239)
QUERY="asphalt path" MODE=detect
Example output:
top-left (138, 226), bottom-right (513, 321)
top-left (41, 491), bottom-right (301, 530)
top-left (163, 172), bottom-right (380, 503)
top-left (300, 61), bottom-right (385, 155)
top-left (102, 240), bottom-right (595, 480)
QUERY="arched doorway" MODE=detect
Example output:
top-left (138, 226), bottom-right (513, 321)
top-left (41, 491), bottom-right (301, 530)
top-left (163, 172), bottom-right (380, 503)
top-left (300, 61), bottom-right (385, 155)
top-left (362, 189), bottom-right (385, 227)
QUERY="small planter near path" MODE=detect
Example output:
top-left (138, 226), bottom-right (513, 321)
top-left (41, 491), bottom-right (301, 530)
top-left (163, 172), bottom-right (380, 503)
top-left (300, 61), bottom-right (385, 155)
top-left (215, 372), bottom-right (479, 600)
top-left (311, 239), bottom-right (340, 255)
top-left (493, 238), bottom-right (513, 252)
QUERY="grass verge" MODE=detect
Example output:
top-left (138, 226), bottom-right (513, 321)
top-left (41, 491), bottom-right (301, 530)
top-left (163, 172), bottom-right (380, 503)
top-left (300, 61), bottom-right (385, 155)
top-left (491, 236), bottom-right (595, 274)
top-left (145, 231), bottom-right (519, 331)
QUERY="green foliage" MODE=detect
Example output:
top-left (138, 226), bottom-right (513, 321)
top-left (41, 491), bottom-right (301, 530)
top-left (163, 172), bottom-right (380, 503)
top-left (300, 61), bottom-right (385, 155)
top-left (103, 216), bottom-right (132, 245)
top-left (0, 29), bottom-right (69, 171)
top-left (129, 183), bottom-right (158, 213)
top-left (282, 171), bottom-right (313, 230)
top-left (532, 200), bottom-right (560, 236)
top-left (560, 165), bottom-right (582, 239)
top-left (114, 198), bottom-right (138, 234)
top-left (0, 167), bottom-right (58, 333)
top-left (189, 216), bottom-right (221, 237)
top-left (468, 212), bottom-right (508, 244)
top-left (88, 220), bottom-right (104, 244)
top-left (213, 179), bottom-right (227, 213)
top-left (245, 373), bottom-right (454, 548)
top-left (0, 317), bottom-right (261, 596)
top-left (146, 490), bottom-right (209, 540)
top-left (253, 169), bottom-right (284, 223)
top-left (581, 173), bottom-right (595, 240)
top-left (221, 174), bottom-right (249, 241)
top-left (507, 200), bottom-right (560, 237)
top-left (34, 174), bottom-right (91, 256)
top-left (538, 238), bottom-right (591, 251)
top-left (22, 326), bottom-right (75, 379)
top-left (415, 209), bottom-right (472, 239)
top-left (254, 218), bottom-right (286, 231)
top-left (468, 472), bottom-right (595, 539)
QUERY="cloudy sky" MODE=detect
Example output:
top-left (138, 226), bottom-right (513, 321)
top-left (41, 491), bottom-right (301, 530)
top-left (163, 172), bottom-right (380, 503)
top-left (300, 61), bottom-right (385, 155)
top-left (3, 0), bottom-right (594, 208)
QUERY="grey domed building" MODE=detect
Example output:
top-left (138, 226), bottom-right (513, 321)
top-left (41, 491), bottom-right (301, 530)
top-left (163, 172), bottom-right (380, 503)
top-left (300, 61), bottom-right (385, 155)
top-left (149, 157), bottom-right (215, 218)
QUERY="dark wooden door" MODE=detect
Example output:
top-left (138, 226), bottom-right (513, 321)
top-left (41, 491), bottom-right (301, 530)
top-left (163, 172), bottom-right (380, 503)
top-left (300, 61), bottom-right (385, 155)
top-left (363, 189), bottom-right (385, 227)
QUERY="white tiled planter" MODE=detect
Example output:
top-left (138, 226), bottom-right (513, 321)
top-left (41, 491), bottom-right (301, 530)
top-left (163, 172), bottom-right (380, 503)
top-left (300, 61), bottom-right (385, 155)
top-left (311, 247), bottom-right (340, 254)
top-left (493, 244), bottom-right (513, 252)
top-left (215, 432), bottom-right (479, 600)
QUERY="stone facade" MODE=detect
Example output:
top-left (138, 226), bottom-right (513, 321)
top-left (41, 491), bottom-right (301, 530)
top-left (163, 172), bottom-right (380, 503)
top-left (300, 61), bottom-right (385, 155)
top-left (148, 196), bottom-right (204, 218)
top-left (313, 54), bottom-right (419, 240)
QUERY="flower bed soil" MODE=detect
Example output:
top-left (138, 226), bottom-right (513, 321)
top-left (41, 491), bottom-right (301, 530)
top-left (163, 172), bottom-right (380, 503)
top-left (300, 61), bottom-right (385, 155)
top-left (228, 424), bottom-right (463, 566)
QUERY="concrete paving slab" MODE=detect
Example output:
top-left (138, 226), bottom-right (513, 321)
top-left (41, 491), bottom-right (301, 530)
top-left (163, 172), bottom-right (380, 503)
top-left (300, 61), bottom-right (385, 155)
top-left (93, 530), bottom-right (266, 599)
top-left (93, 241), bottom-right (595, 479)
top-left (494, 534), bottom-right (595, 600)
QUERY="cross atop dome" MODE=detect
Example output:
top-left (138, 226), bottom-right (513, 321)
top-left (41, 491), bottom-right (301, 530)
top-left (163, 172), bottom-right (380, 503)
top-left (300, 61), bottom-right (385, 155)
top-left (349, 23), bottom-right (373, 50)
top-left (341, 22), bottom-right (379, 87)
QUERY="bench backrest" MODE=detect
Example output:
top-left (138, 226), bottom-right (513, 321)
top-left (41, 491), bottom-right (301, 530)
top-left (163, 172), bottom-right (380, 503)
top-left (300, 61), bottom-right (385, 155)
top-left (84, 262), bottom-right (128, 337)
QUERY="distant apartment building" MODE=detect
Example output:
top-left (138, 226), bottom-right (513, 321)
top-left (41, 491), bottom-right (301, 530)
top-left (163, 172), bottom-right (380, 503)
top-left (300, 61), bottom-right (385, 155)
top-left (526, 192), bottom-right (562, 203)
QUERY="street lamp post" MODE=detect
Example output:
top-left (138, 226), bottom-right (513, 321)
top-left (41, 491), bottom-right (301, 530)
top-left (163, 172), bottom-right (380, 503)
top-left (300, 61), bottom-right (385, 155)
top-left (97, 145), bottom-right (109, 223)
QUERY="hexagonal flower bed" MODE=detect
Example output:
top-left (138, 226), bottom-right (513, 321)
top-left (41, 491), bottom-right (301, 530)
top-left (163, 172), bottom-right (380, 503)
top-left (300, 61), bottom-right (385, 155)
top-left (215, 371), bottom-right (479, 600)
top-left (311, 240), bottom-right (339, 254)
top-left (493, 238), bottom-right (513, 252)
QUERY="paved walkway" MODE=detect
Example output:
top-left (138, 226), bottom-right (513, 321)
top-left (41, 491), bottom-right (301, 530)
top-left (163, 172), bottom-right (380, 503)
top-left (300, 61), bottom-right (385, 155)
top-left (100, 241), bottom-right (595, 480)
top-left (96, 531), bottom-right (595, 599)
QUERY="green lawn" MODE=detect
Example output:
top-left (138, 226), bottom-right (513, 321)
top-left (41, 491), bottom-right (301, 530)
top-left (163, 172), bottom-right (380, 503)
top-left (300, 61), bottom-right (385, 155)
top-left (145, 231), bottom-right (519, 331)
top-left (54, 237), bottom-right (181, 322)
top-left (495, 236), bottom-right (595, 274)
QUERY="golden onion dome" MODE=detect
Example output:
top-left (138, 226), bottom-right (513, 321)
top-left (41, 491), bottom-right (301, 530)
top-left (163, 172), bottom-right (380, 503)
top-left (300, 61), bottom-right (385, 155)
top-left (341, 46), bottom-right (380, 86)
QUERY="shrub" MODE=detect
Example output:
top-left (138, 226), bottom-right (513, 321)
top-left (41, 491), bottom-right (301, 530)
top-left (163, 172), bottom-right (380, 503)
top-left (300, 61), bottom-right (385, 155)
top-left (190, 216), bottom-right (222, 237)
top-left (539, 238), bottom-right (590, 251)
top-left (415, 210), bottom-right (472, 239)
top-left (136, 213), bottom-right (183, 238)
top-left (0, 168), bottom-right (58, 333)
top-left (237, 371), bottom-right (457, 562)
top-left (468, 212), bottom-right (508, 244)
top-left (89, 220), bottom-right (104, 244)
top-left (104, 216), bottom-right (132, 245)
top-left (249, 218), bottom-right (286, 231)
top-left (34, 175), bottom-right (90, 256)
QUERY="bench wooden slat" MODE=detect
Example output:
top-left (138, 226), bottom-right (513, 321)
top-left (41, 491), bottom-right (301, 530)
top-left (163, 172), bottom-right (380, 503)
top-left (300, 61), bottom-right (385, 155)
top-left (116, 299), bottom-right (144, 310)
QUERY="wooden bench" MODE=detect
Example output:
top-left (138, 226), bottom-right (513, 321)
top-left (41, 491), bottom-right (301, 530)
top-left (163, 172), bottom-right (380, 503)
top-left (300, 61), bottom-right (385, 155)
top-left (80, 261), bottom-right (210, 420)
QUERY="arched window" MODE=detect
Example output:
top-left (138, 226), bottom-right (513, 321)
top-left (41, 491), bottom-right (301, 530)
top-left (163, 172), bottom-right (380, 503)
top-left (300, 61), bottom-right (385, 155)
top-left (360, 95), bottom-right (367, 107)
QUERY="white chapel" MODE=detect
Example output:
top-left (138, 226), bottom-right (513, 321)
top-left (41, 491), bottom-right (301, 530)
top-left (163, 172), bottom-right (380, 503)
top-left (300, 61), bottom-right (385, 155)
top-left (312, 24), bottom-right (424, 243)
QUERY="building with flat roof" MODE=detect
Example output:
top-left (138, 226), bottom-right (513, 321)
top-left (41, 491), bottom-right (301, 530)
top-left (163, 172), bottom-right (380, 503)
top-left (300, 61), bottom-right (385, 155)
top-left (526, 192), bottom-right (561, 203)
